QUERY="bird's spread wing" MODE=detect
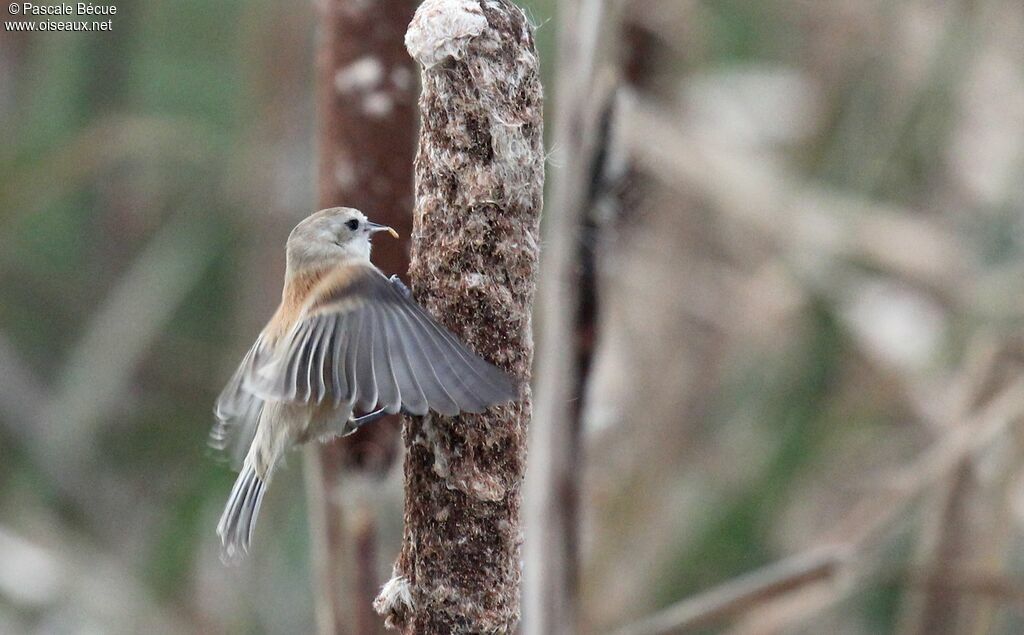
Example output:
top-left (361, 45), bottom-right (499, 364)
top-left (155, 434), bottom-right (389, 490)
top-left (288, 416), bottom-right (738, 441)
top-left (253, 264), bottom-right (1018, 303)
top-left (210, 335), bottom-right (267, 468)
top-left (247, 265), bottom-right (517, 417)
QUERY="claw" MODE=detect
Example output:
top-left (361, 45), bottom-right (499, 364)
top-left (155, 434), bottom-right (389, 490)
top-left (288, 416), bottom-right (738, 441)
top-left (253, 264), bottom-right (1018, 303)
top-left (389, 274), bottom-right (412, 298)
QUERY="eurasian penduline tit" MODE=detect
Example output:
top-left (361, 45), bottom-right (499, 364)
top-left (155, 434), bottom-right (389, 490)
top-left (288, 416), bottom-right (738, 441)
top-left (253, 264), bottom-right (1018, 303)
top-left (210, 206), bottom-right (517, 562)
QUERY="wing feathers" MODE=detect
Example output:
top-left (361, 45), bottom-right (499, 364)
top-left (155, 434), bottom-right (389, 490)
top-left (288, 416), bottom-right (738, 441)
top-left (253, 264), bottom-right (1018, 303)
top-left (354, 307), bottom-right (379, 411)
top-left (211, 337), bottom-right (267, 469)
top-left (280, 322), bottom-right (310, 402)
top-left (329, 314), bottom-right (349, 407)
top-left (401, 303), bottom-right (490, 412)
top-left (311, 316), bottom-right (332, 403)
top-left (380, 304), bottom-right (429, 415)
top-left (406, 302), bottom-right (517, 409)
top-left (245, 266), bottom-right (516, 417)
top-left (370, 304), bottom-right (401, 414)
top-left (303, 319), bottom-right (325, 403)
top-left (391, 304), bottom-right (461, 416)
top-left (343, 310), bottom-right (362, 406)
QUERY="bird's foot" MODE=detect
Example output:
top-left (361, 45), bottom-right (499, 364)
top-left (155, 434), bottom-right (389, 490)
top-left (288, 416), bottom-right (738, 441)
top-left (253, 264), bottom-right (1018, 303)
top-left (344, 406), bottom-right (414, 436)
top-left (346, 407), bottom-right (389, 434)
top-left (388, 274), bottom-right (412, 298)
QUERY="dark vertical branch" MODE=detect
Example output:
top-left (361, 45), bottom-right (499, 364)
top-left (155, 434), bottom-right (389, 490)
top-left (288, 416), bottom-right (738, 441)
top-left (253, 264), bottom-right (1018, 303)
top-left (316, 0), bottom-right (417, 275)
top-left (311, 1), bottom-right (417, 634)
top-left (373, 0), bottom-right (543, 632)
top-left (523, 0), bottom-right (608, 633)
top-left (352, 505), bottom-right (382, 635)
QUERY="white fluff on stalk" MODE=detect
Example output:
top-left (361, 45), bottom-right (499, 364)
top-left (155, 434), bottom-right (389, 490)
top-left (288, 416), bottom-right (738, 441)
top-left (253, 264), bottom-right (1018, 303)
top-left (405, 0), bottom-right (488, 69)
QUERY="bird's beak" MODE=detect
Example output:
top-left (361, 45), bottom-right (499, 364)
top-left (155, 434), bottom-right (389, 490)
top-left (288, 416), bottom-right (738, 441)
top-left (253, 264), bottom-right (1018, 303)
top-left (366, 221), bottom-right (399, 239)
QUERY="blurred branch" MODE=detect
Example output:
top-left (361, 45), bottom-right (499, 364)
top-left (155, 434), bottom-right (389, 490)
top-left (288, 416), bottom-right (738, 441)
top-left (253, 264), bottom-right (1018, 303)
top-left (350, 504), bottom-right (380, 635)
top-left (900, 463), bottom-right (982, 635)
top-left (303, 447), bottom-right (352, 635)
top-left (620, 0), bottom-right (698, 62)
top-left (871, 389), bottom-right (1020, 511)
top-left (309, 0), bottom-right (417, 632)
top-left (524, 0), bottom-right (609, 631)
top-left (908, 568), bottom-right (1024, 606)
top-left (610, 548), bottom-right (848, 635)
top-left (896, 337), bottom-right (1012, 635)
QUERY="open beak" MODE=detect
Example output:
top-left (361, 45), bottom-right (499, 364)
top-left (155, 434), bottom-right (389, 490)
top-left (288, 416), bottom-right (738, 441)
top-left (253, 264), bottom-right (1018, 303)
top-left (366, 221), bottom-right (399, 239)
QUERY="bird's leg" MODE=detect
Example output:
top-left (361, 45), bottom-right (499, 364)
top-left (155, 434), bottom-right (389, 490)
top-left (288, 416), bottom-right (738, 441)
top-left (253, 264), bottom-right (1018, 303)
top-left (346, 407), bottom-right (389, 434)
top-left (344, 405), bottom-right (414, 436)
top-left (389, 274), bottom-right (412, 298)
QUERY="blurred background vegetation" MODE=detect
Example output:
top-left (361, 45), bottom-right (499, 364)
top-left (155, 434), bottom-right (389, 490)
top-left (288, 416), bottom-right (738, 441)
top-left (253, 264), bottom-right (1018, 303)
top-left (2, 0), bottom-right (1024, 633)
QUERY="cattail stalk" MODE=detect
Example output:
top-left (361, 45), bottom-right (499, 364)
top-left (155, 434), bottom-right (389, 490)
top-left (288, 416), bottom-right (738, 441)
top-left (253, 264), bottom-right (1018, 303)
top-left (373, 0), bottom-right (543, 631)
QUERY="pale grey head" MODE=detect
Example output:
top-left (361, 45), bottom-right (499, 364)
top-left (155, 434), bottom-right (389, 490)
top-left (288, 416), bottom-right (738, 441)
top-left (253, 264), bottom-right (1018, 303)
top-left (285, 207), bottom-right (397, 273)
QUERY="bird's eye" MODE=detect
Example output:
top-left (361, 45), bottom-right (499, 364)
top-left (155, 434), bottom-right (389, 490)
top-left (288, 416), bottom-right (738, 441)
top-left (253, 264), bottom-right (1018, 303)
top-left (345, 219), bottom-right (360, 231)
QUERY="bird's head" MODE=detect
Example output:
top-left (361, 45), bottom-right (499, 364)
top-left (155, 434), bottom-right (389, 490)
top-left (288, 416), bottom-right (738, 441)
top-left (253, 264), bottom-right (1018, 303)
top-left (285, 207), bottom-right (398, 272)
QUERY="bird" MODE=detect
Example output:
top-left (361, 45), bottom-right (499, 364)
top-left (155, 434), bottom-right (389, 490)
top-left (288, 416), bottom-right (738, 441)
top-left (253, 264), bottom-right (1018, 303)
top-left (210, 207), bottom-right (518, 562)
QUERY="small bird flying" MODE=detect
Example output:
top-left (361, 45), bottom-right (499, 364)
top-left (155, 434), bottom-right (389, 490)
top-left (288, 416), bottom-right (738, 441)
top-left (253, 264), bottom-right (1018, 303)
top-left (210, 207), bottom-right (517, 561)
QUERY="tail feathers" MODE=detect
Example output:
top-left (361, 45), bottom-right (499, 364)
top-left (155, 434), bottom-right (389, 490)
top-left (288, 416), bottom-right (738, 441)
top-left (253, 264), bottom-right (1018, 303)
top-left (216, 465), bottom-right (267, 563)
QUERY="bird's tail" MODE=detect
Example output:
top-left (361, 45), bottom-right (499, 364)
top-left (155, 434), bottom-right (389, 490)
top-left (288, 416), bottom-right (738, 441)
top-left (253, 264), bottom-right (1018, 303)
top-left (216, 463), bottom-right (268, 563)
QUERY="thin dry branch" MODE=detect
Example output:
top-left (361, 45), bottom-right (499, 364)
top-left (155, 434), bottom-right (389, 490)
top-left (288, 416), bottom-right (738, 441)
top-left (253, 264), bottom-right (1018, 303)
top-left (610, 548), bottom-right (848, 635)
top-left (373, 1), bottom-right (543, 632)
